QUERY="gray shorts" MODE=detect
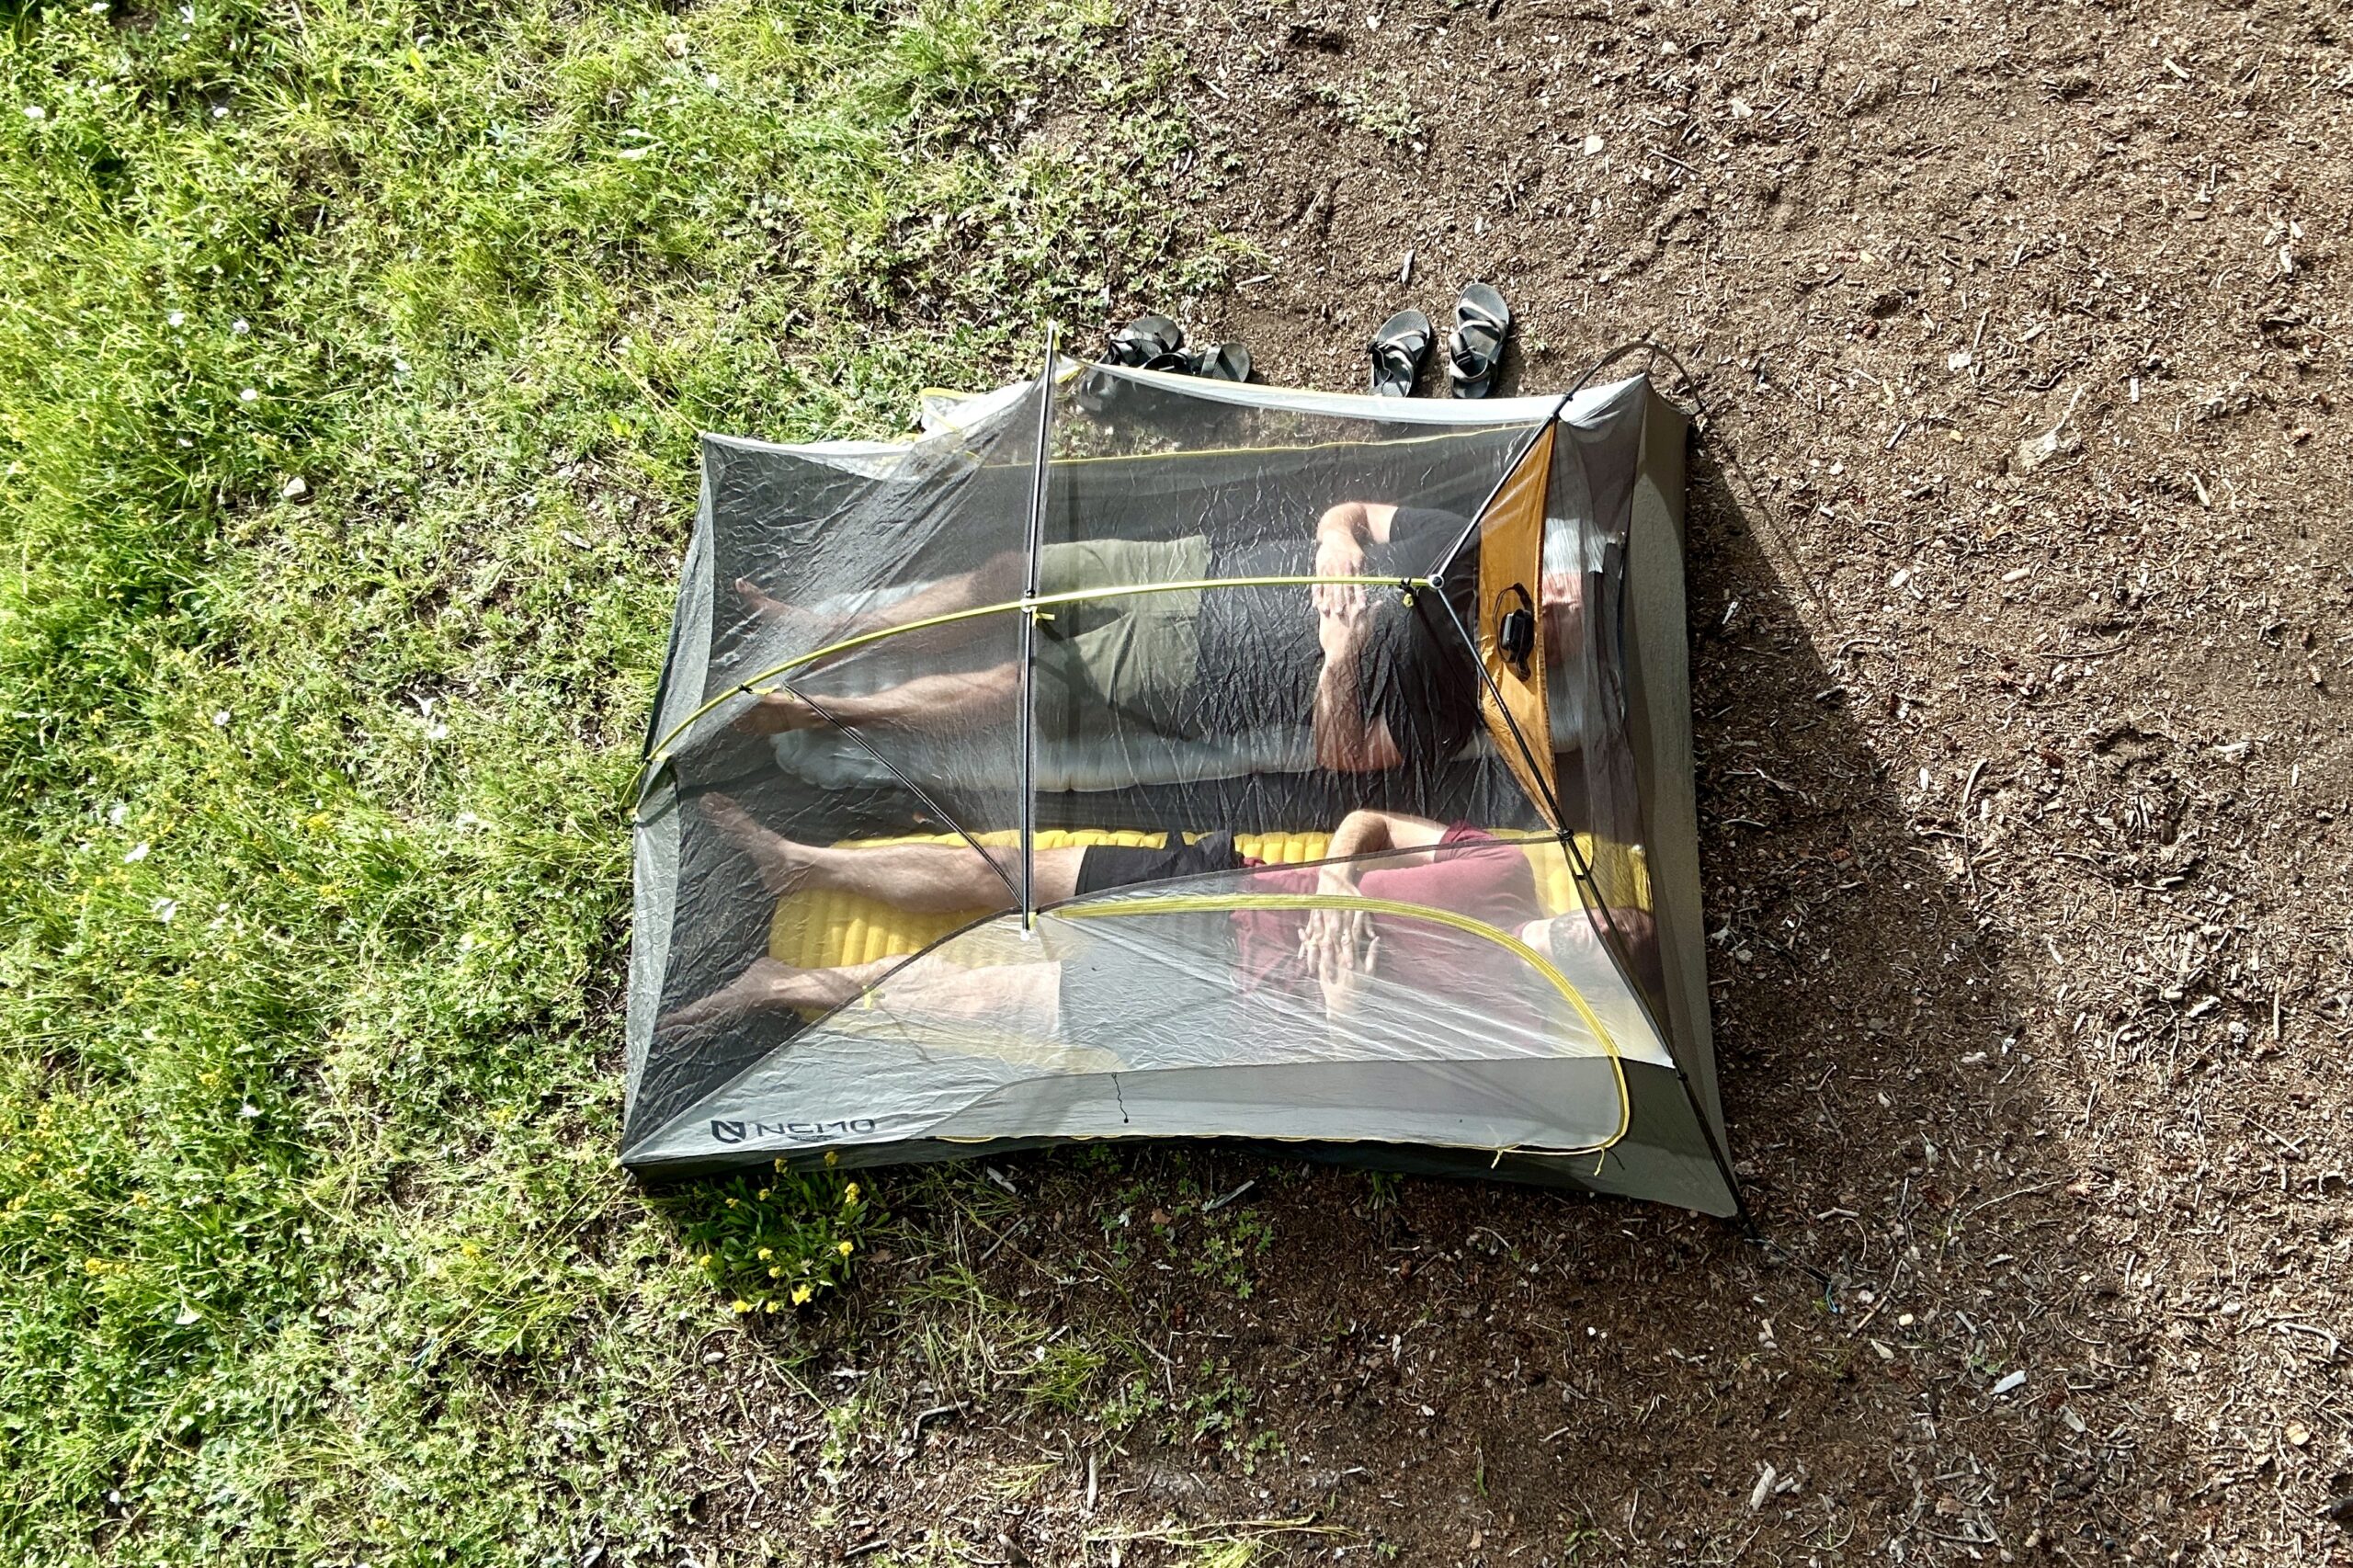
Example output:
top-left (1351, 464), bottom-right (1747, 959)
top-left (1032, 535), bottom-right (1211, 735)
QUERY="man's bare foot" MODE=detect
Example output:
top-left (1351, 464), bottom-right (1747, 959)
top-left (732, 689), bottom-right (824, 735)
top-left (701, 792), bottom-right (809, 896)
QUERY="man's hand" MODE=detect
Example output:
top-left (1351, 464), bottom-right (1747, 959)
top-left (1301, 861), bottom-right (1377, 1019)
top-left (1302, 906), bottom-right (1378, 1021)
top-left (1313, 528), bottom-right (1368, 616)
top-left (1316, 594), bottom-right (1371, 658)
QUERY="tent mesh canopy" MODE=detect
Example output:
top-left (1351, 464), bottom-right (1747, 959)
top-left (626, 356), bottom-right (1737, 1216)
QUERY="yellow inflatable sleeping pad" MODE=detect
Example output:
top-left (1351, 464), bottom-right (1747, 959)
top-left (768, 828), bottom-right (1634, 971)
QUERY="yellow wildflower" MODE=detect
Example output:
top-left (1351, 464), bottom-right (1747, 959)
top-left (842, 1183), bottom-right (860, 1206)
top-left (790, 1283), bottom-right (813, 1306)
top-left (730, 1299), bottom-right (753, 1313)
top-left (836, 1239), bottom-right (853, 1256)
top-left (756, 1246), bottom-right (773, 1261)
top-left (824, 1150), bottom-right (839, 1166)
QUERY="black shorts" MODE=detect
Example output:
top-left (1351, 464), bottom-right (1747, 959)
top-left (1074, 830), bottom-right (1244, 896)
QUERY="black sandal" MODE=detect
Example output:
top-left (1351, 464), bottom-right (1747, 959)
top-left (1368, 309), bottom-right (1433, 397)
top-left (1448, 283), bottom-right (1512, 398)
top-left (1079, 314), bottom-right (1187, 411)
top-left (1107, 314), bottom-right (1184, 369)
top-left (1186, 341), bottom-right (1252, 382)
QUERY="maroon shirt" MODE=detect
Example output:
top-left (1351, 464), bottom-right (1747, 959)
top-left (1230, 826), bottom-right (1542, 1004)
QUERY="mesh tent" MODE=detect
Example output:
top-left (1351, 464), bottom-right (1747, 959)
top-left (624, 355), bottom-right (1740, 1218)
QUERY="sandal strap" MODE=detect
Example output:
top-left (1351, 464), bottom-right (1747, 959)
top-left (1449, 324), bottom-right (1504, 380)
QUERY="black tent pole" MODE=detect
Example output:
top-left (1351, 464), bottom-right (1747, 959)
top-left (1016, 325), bottom-right (1060, 929)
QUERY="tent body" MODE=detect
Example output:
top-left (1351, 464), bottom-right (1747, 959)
top-left (624, 358), bottom-right (1737, 1217)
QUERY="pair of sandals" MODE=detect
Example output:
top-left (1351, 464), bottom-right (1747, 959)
top-left (1369, 282), bottom-right (1513, 398)
top-left (1101, 315), bottom-right (1253, 382)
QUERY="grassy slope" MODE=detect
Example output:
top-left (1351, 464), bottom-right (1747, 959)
top-left (0, 0), bottom-right (1208, 1559)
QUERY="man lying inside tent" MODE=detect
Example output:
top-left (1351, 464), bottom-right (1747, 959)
top-left (733, 501), bottom-right (1480, 774)
top-left (659, 793), bottom-right (1553, 1038)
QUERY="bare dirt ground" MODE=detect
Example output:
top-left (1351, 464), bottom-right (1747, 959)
top-left (668, 1), bottom-right (2353, 1562)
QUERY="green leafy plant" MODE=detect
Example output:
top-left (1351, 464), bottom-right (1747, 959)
top-left (661, 1162), bottom-right (879, 1313)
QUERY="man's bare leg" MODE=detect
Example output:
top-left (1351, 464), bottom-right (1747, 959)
top-left (660, 952), bottom-right (1063, 1040)
top-left (734, 550), bottom-right (1025, 642)
top-left (733, 658), bottom-right (1023, 737)
top-left (661, 955), bottom-right (893, 1030)
top-left (705, 793), bottom-right (1086, 910)
top-left (859, 958), bottom-right (1060, 1037)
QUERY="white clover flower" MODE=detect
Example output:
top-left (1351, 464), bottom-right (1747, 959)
top-left (211, 710), bottom-right (230, 727)
top-left (24, 106), bottom-right (45, 121)
top-left (124, 840), bottom-right (151, 863)
top-left (237, 1101), bottom-right (260, 1119)
top-left (231, 318), bottom-right (249, 334)
top-left (108, 803), bottom-right (129, 826)
top-left (167, 310), bottom-right (186, 327)
top-left (152, 896), bottom-right (178, 923)
top-left (238, 388), bottom-right (257, 403)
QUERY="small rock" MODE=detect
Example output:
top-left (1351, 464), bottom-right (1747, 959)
top-left (281, 475), bottom-right (308, 500)
top-left (1583, 133), bottom-right (1605, 155)
top-left (1992, 1369), bottom-right (2027, 1396)
top-left (2013, 387), bottom-right (2086, 475)
top-left (2013, 425), bottom-right (2080, 474)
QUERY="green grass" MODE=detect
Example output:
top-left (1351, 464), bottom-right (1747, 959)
top-left (0, 0), bottom-right (1209, 1558)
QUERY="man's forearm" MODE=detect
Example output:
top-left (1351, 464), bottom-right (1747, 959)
top-left (1325, 810), bottom-right (1392, 862)
top-left (1314, 502), bottom-right (1399, 551)
top-left (1313, 650), bottom-right (1367, 770)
